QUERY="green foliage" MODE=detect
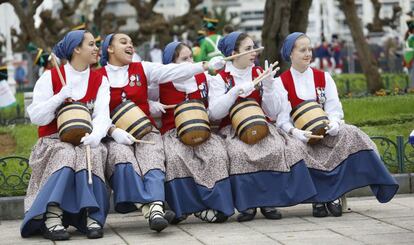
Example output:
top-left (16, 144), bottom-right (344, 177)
top-left (333, 73), bottom-right (410, 97)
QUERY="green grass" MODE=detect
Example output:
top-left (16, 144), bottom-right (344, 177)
top-left (342, 94), bottom-right (414, 127)
top-left (0, 93), bottom-right (25, 122)
top-left (0, 124), bottom-right (37, 158)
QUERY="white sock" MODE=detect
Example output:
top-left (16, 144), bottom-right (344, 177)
top-left (87, 217), bottom-right (101, 229)
top-left (144, 201), bottom-right (164, 220)
top-left (45, 205), bottom-right (65, 231)
top-left (195, 209), bottom-right (218, 222)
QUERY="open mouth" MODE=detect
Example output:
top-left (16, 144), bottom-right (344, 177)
top-left (125, 49), bottom-right (133, 55)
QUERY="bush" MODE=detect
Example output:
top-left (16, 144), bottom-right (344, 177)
top-left (333, 73), bottom-right (410, 97)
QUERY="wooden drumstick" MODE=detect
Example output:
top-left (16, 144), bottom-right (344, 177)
top-left (238, 70), bottom-right (272, 95)
top-left (85, 133), bottom-right (93, 185)
top-left (163, 104), bottom-right (177, 110)
top-left (224, 47), bottom-right (264, 61)
top-left (51, 53), bottom-right (66, 86)
top-left (306, 134), bottom-right (324, 139)
top-left (51, 53), bottom-right (73, 102)
top-left (133, 138), bottom-right (156, 145)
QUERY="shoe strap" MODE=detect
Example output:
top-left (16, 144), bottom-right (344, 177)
top-left (194, 209), bottom-right (219, 223)
top-left (149, 203), bottom-right (165, 221)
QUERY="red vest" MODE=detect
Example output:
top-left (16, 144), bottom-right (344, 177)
top-left (218, 66), bottom-right (262, 128)
top-left (38, 66), bottom-right (103, 138)
top-left (280, 68), bottom-right (326, 109)
top-left (96, 62), bottom-right (155, 125)
top-left (159, 73), bottom-right (208, 134)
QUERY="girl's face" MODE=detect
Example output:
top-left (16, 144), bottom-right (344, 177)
top-left (232, 37), bottom-right (256, 68)
top-left (175, 46), bottom-right (193, 64)
top-left (290, 36), bottom-right (312, 69)
top-left (73, 32), bottom-right (99, 64)
top-left (108, 33), bottom-right (134, 66)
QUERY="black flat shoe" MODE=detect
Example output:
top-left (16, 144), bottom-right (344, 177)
top-left (149, 216), bottom-right (169, 232)
top-left (312, 203), bottom-right (328, 218)
top-left (326, 199), bottom-right (343, 217)
top-left (194, 209), bottom-right (229, 223)
top-left (163, 210), bottom-right (176, 224)
top-left (169, 214), bottom-right (188, 225)
top-left (237, 208), bottom-right (257, 222)
top-left (42, 225), bottom-right (70, 241)
top-left (260, 207), bottom-right (282, 220)
top-left (87, 227), bottom-right (104, 239)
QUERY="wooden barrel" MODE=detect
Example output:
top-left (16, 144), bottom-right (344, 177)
top-left (290, 100), bottom-right (329, 144)
top-left (111, 100), bottom-right (153, 140)
top-left (229, 98), bottom-right (269, 145)
top-left (174, 99), bottom-right (210, 146)
top-left (57, 102), bottom-right (92, 146)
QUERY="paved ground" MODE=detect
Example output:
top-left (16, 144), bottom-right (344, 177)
top-left (1, 194), bottom-right (413, 245)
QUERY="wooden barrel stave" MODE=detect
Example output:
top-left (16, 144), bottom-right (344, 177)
top-left (291, 100), bottom-right (329, 144)
top-left (57, 102), bottom-right (92, 146)
top-left (111, 100), bottom-right (153, 140)
top-left (229, 99), bottom-right (269, 145)
top-left (174, 99), bottom-right (211, 146)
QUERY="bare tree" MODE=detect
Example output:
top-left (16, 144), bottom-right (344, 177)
top-left (367, 0), bottom-right (401, 33)
top-left (2, 0), bottom-right (118, 51)
top-left (127, 0), bottom-right (204, 47)
top-left (339, 0), bottom-right (383, 93)
top-left (261, 0), bottom-right (312, 70)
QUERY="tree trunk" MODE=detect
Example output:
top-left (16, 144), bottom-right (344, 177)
top-left (261, 0), bottom-right (312, 71)
top-left (339, 0), bottom-right (383, 93)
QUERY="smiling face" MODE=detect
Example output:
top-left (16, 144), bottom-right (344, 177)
top-left (107, 33), bottom-right (134, 66)
top-left (174, 44), bottom-right (193, 64)
top-left (72, 32), bottom-right (99, 64)
top-left (232, 36), bottom-right (257, 69)
top-left (290, 36), bottom-right (312, 71)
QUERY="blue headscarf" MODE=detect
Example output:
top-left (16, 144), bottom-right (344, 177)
top-left (280, 32), bottom-right (306, 62)
top-left (218, 31), bottom-right (242, 57)
top-left (100, 33), bottom-right (115, 66)
top-left (52, 30), bottom-right (85, 60)
top-left (162, 41), bottom-right (181, 64)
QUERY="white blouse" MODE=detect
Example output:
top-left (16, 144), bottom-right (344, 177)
top-left (275, 67), bottom-right (344, 133)
top-left (28, 63), bottom-right (111, 139)
top-left (104, 61), bottom-right (204, 100)
top-left (208, 62), bottom-right (283, 121)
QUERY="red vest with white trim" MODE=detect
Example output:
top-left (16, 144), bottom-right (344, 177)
top-left (159, 73), bottom-right (208, 134)
top-left (218, 66), bottom-right (262, 128)
top-left (96, 62), bottom-right (155, 125)
top-left (38, 66), bottom-right (103, 138)
top-left (280, 67), bottom-right (326, 109)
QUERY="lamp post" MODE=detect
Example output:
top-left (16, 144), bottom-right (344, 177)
top-left (5, 26), bottom-right (16, 95)
top-left (0, 5), bottom-right (16, 95)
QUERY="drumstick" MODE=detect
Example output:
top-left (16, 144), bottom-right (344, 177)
top-left (133, 138), bottom-right (156, 145)
top-left (224, 47), bottom-right (264, 61)
top-left (85, 133), bottom-right (93, 185)
top-left (51, 53), bottom-right (66, 86)
top-left (306, 134), bottom-right (324, 139)
top-left (163, 104), bottom-right (177, 110)
top-left (238, 70), bottom-right (272, 95)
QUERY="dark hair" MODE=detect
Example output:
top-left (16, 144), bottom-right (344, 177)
top-left (172, 43), bottom-right (192, 63)
top-left (234, 33), bottom-right (249, 53)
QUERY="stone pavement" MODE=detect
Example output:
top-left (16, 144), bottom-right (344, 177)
top-left (1, 194), bottom-right (413, 245)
